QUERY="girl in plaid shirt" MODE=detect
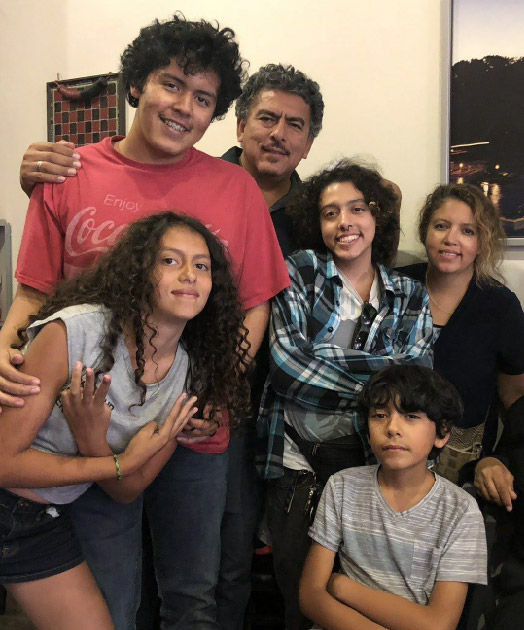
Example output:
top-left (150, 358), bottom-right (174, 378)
top-left (258, 160), bottom-right (434, 630)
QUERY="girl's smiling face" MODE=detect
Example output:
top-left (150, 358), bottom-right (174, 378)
top-left (319, 181), bottom-right (376, 274)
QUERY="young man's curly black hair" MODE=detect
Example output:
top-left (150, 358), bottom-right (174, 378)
top-left (358, 365), bottom-right (463, 457)
top-left (287, 160), bottom-right (400, 266)
top-left (120, 12), bottom-right (247, 119)
top-left (16, 212), bottom-right (251, 427)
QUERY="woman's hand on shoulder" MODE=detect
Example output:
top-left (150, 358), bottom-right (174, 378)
top-left (61, 362), bottom-right (112, 456)
top-left (474, 456), bottom-right (517, 511)
top-left (121, 393), bottom-right (197, 474)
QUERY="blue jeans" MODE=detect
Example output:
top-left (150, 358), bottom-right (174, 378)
top-left (216, 425), bottom-right (263, 630)
top-left (144, 445), bottom-right (228, 629)
top-left (67, 483), bottom-right (143, 630)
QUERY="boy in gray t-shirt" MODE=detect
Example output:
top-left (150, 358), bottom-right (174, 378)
top-left (301, 365), bottom-right (487, 630)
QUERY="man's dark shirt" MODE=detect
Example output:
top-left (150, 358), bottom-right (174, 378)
top-left (221, 146), bottom-right (300, 258)
top-left (221, 145), bottom-right (301, 412)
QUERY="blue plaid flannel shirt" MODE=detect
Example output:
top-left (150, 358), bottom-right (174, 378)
top-left (257, 250), bottom-right (434, 479)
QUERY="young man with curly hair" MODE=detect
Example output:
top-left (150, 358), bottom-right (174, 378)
top-left (258, 160), bottom-right (434, 630)
top-left (1, 14), bottom-right (288, 630)
top-left (13, 56), bottom-right (325, 630)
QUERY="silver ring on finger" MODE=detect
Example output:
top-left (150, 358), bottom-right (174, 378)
top-left (36, 160), bottom-right (43, 173)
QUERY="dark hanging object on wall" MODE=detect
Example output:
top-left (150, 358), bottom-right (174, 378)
top-left (54, 75), bottom-right (110, 101)
top-left (47, 72), bottom-right (126, 147)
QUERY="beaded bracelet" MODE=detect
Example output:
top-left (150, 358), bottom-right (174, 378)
top-left (113, 453), bottom-right (122, 481)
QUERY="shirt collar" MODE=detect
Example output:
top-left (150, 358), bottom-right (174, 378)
top-left (326, 257), bottom-right (402, 301)
top-left (220, 146), bottom-right (301, 213)
top-left (270, 170), bottom-right (301, 213)
top-left (325, 251), bottom-right (339, 280)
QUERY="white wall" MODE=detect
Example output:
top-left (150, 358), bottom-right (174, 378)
top-left (1, 0), bottom-right (522, 290)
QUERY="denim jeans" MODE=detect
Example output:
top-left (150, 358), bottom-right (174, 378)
top-left (0, 488), bottom-right (83, 583)
top-left (144, 445), bottom-right (228, 629)
top-left (216, 426), bottom-right (263, 630)
top-left (267, 468), bottom-right (317, 630)
top-left (67, 483), bottom-right (143, 630)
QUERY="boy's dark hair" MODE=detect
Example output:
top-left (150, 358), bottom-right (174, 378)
top-left (358, 365), bottom-right (463, 457)
top-left (287, 160), bottom-right (400, 266)
top-left (120, 12), bottom-right (247, 119)
top-left (235, 63), bottom-right (324, 139)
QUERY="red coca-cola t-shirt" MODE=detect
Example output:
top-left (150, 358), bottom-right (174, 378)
top-left (16, 137), bottom-right (289, 453)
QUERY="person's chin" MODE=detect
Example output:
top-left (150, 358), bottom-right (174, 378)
top-left (257, 161), bottom-right (287, 178)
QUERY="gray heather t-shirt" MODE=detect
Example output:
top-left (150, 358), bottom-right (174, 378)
top-left (309, 465), bottom-right (487, 612)
top-left (26, 304), bottom-right (189, 504)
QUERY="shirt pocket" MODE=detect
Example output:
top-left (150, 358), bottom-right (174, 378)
top-left (410, 541), bottom-right (441, 602)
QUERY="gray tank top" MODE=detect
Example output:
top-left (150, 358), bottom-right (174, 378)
top-left (26, 304), bottom-right (189, 504)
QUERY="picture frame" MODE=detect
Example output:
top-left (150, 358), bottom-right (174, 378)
top-left (47, 72), bottom-right (126, 148)
top-left (442, 0), bottom-right (524, 245)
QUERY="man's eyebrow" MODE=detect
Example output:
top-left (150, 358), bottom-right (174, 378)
top-left (256, 108), bottom-right (279, 118)
top-left (159, 72), bottom-right (186, 86)
top-left (255, 109), bottom-right (305, 127)
top-left (158, 73), bottom-right (217, 101)
top-left (285, 115), bottom-right (305, 127)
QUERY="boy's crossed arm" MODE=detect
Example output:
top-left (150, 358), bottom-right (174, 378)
top-left (300, 542), bottom-right (467, 630)
top-left (327, 569), bottom-right (467, 630)
top-left (300, 543), bottom-right (388, 630)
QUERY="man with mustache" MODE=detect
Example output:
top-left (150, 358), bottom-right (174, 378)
top-left (219, 64), bottom-right (325, 629)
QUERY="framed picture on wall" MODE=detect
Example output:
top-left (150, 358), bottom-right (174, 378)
top-left (47, 72), bottom-right (126, 148)
top-left (443, 0), bottom-right (524, 245)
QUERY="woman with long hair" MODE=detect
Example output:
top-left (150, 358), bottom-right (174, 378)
top-left (399, 183), bottom-right (524, 490)
top-left (0, 211), bottom-right (250, 629)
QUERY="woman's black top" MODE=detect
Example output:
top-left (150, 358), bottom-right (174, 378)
top-left (398, 263), bottom-right (524, 452)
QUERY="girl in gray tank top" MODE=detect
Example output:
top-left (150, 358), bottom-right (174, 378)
top-left (0, 212), bottom-right (250, 629)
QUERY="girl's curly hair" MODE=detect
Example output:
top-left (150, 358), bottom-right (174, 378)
top-left (121, 12), bottom-right (247, 120)
top-left (16, 212), bottom-right (251, 427)
top-left (418, 183), bottom-right (505, 286)
top-left (287, 160), bottom-right (400, 266)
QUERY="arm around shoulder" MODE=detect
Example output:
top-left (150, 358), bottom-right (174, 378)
top-left (0, 285), bottom-right (47, 408)
top-left (20, 141), bottom-right (81, 197)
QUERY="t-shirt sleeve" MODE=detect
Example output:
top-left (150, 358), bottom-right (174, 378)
top-left (15, 184), bottom-right (65, 295)
top-left (309, 475), bottom-right (344, 553)
top-left (437, 499), bottom-right (487, 585)
top-left (235, 180), bottom-right (290, 310)
top-left (497, 290), bottom-right (524, 375)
